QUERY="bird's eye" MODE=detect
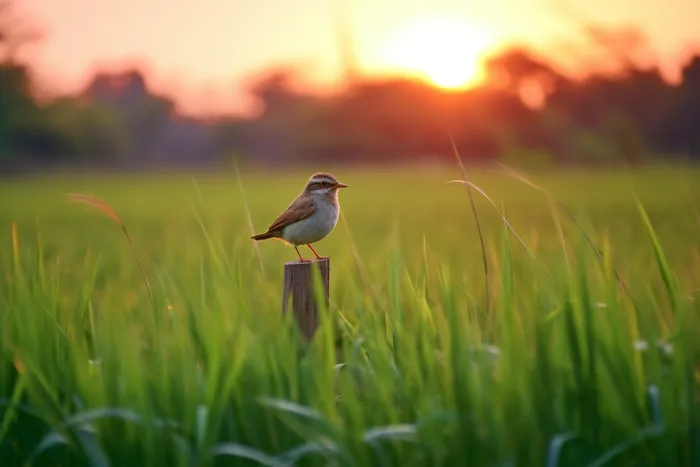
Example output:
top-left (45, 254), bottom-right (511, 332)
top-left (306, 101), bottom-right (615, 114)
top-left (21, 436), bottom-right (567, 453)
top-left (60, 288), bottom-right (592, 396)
top-left (323, 181), bottom-right (330, 186)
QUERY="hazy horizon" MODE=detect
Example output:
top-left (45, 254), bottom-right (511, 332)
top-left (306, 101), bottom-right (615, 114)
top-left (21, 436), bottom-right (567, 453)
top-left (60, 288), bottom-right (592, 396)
top-left (16, 0), bottom-right (700, 117)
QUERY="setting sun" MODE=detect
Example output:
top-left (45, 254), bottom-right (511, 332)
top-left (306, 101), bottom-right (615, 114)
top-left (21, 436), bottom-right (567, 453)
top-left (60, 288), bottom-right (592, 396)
top-left (379, 17), bottom-right (494, 89)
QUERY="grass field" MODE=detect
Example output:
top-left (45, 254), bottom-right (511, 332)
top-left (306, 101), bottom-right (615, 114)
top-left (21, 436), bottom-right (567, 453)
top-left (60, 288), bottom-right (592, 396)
top-left (1, 163), bottom-right (700, 466)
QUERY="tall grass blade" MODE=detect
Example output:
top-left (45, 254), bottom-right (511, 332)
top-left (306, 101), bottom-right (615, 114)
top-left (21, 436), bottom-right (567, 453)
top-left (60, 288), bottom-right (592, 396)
top-left (211, 443), bottom-right (285, 467)
top-left (233, 159), bottom-right (266, 279)
top-left (0, 376), bottom-right (26, 442)
top-left (492, 161), bottom-right (632, 297)
top-left (636, 200), bottom-right (677, 310)
top-left (258, 397), bottom-right (336, 436)
top-left (67, 193), bottom-right (156, 312)
top-left (74, 426), bottom-right (110, 467)
top-left (585, 425), bottom-right (664, 467)
top-left (362, 424), bottom-right (417, 443)
top-left (28, 431), bottom-right (69, 463)
top-left (438, 179), bottom-right (535, 259)
top-left (11, 220), bottom-right (20, 274)
top-left (546, 432), bottom-right (577, 467)
top-left (448, 134), bottom-right (490, 311)
top-left (278, 440), bottom-right (340, 464)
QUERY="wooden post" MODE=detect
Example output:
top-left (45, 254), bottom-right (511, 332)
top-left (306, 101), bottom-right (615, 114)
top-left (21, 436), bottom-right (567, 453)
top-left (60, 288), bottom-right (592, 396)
top-left (282, 257), bottom-right (330, 341)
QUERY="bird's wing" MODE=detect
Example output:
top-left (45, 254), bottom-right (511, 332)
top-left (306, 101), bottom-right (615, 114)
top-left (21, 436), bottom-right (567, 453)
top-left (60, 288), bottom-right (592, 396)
top-left (265, 196), bottom-right (317, 233)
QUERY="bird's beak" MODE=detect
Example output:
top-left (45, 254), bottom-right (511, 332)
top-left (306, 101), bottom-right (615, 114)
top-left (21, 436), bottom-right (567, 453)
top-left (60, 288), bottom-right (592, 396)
top-left (335, 182), bottom-right (348, 188)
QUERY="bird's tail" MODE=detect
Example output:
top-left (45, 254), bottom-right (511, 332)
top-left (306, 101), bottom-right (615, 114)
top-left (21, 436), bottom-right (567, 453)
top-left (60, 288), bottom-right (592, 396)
top-left (251, 231), bottom-right (276, 241)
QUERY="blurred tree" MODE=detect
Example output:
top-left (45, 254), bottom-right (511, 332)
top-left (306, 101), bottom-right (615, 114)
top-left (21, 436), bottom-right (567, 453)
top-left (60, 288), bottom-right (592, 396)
top-left (249, 67), bottom-right (306, 117)
top-left (243, 66), bottom-right (332, 163)
top-left (485, 46), bottom-right (570, 99)
top-left (546, 67), bottom-right (669, 143)
top-left (665, 55), bottom-right (700, 157)
top-left (0, 0), bottom-right (42, 163)
top-left (82, 69), bottom-right (175, 159)
top-left (0, 62), bottom-right (37, 160)
top-left (1, 3), bottom-right (699, 171)
top-left (582, 25), bottom-right (656, 74)
top-left (6, 98), bottom-right (129, 162)
top-left (43, 98), bottom-right (129, 159)
top-left (0, 0), bottom-right (42, 63)
top-left (229, 43), bottom-right (700, 166)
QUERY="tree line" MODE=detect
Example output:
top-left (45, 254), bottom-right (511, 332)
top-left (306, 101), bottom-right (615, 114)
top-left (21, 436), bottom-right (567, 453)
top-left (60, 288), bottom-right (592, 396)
top-left (2, 3), bottom-right (700, 170)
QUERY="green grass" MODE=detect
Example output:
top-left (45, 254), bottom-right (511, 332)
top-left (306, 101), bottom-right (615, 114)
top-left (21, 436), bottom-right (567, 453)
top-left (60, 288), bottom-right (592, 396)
top-left (1, 163), bottom-right (699, 466)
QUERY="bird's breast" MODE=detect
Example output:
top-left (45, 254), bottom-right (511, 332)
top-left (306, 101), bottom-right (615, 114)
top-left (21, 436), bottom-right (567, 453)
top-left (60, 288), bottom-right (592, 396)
top-left (282, 198), bottom-right (339, 245)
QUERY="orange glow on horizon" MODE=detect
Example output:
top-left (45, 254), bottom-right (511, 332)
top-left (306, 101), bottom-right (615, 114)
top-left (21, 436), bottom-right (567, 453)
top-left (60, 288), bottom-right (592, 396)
top-left (18, 0), bottom-right (700, 116)
top-left (378, 17), bottom-right (494, 90)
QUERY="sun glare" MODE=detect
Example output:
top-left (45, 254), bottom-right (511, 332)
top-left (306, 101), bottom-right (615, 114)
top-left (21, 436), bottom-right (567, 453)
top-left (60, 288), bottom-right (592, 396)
top-left (379, 17), bottom-right (494, 90)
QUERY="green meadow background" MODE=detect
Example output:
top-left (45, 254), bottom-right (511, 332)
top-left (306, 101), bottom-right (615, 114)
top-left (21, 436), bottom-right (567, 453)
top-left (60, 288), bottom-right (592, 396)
top-left (1, 163), bottom-right (700, 466)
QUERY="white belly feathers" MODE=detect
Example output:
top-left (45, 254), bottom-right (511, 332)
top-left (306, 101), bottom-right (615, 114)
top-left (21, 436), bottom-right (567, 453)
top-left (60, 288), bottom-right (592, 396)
top-left (281, 197), bottom-right (339, 246)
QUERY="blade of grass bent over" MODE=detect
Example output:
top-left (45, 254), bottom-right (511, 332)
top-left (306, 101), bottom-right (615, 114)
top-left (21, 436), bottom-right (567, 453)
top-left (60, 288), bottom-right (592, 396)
top-left (492, 160), bottom-right (632, 298)
top-left (448, 134), bottom-right (490, 311)
top-left (437, 179), bottom-right (536, 260)
top-left (67, 193), bottom-right (156, 312)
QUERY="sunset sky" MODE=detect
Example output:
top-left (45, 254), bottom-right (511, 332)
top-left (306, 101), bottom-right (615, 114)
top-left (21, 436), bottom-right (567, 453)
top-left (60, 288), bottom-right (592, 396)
top-left (18, 0), bottom-right (700, 116)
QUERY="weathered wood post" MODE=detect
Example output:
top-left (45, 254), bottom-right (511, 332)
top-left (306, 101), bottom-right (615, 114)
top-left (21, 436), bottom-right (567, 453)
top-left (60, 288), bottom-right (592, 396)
top-left (282, 257), bottom-right (330, 341)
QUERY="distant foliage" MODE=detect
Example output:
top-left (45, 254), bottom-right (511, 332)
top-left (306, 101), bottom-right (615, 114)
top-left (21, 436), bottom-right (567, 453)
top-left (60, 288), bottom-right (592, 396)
top-left (2, 1), bottom-right (700, 169)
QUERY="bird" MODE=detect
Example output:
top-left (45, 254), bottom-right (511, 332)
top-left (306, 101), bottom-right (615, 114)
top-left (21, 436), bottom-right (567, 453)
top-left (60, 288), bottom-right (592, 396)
top-left (251, 172), bottom-right (348, 262)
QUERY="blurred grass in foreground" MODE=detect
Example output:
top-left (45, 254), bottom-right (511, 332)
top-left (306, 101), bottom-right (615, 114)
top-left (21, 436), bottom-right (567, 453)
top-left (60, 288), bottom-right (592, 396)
top-left (1, 164), bottom-right (699, 466)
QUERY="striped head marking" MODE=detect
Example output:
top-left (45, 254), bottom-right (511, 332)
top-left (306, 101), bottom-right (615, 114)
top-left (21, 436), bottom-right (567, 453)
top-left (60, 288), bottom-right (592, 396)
top-left (304, 172), bottom-right (348, 195)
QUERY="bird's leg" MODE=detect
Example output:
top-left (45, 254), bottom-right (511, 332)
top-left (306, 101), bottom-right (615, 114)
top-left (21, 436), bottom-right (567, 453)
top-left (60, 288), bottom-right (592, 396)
top-left (307, 244), bottom-right (327, 260)
top-left (295, 246), bottom-right (310, 263)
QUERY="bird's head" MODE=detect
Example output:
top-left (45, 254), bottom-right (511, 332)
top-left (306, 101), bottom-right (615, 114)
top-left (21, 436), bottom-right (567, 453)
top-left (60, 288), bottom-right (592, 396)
top-left (303, 172), bottom-right (348, 197)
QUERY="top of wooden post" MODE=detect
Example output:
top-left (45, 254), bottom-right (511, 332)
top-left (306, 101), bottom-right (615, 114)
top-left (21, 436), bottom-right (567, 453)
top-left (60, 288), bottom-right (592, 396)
top-left (283, 257), bottom-right (330, 268)
top-left (282, 257), bottom-right (331, 341)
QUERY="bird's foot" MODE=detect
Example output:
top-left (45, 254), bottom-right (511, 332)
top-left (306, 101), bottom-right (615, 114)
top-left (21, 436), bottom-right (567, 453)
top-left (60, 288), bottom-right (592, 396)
top-left (306, 245), bottom-right (327, 261)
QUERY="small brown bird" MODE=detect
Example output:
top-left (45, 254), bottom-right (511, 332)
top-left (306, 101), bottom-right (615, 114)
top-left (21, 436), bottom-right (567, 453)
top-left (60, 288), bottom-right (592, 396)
top-left (251, 172), bottom-right (348, 262)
